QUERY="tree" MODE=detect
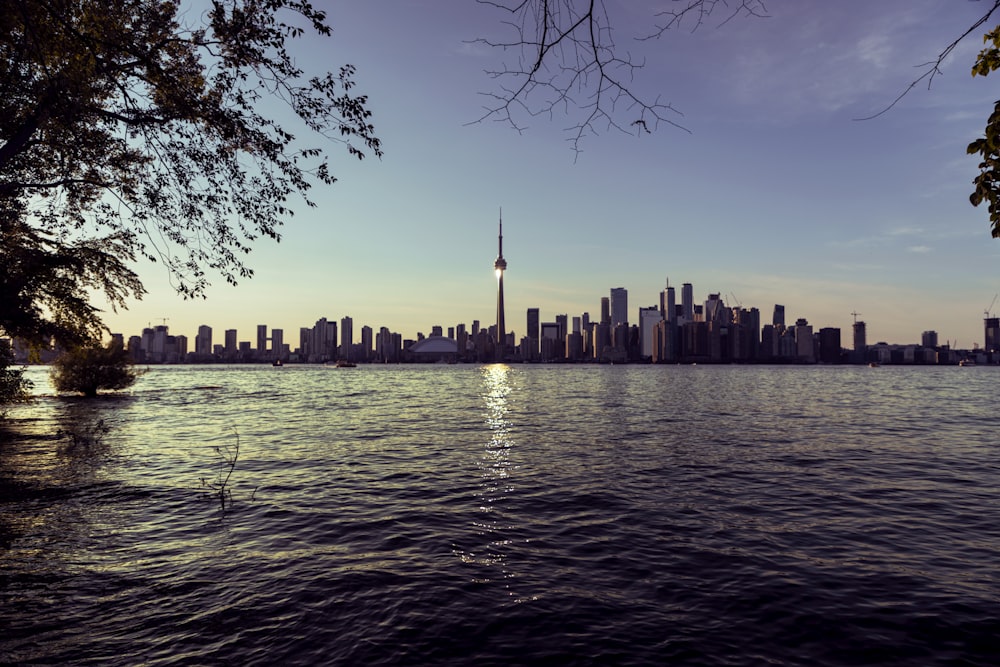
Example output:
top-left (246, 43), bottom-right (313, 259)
top-left (1, 0), bottom-right (381, 303)
top-left (50, 340), bottom-right (138, 397)
top-left (0, 339), bottom-right (31, 406)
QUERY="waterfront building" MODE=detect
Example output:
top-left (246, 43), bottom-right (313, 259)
top-left (922, 330), bottom-right (939, 349)
top-left (225, 329), bottom-right (237, 356)
top-left (600, 297), bottom-right (610, 325)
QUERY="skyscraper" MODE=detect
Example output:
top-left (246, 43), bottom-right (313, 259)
top-left (773, 304), bottom-right (785, 328)
top-left (494, 212), bottom-right (508, 359)
top-left (341, 316), bottom-right (353, 360)
top-left (196, 325), bottom-right (212, 356)
top-left (257, 324), bottom-right (267, 357)
top-left (681, 283), bottom-right (694, 322)
top-left (853, 320), bottom-right (867, 353)
top-left (610, 287), bottom-right (628, 327)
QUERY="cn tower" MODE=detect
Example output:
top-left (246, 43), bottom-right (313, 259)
top-left (494, 210), bottom-right (507, 360)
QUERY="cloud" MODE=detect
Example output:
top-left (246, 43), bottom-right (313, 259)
top-left (907, 245), bottom-right (932, 253)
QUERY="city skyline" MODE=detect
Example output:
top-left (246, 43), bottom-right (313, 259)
top-left (98, 1), bottom-right (1000, 348)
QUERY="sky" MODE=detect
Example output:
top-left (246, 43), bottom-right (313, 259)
top-left (102, 0), bottom-right (1000, 349)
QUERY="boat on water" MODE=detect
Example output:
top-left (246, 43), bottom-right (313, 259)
top-left (959, 358), bottom-right (976, 366)
top-left (272, 359), bottom-right (283, 367)
top-left (334, 359), bottom-right (357, 368)
top-left (868, 362), bottom-right (880, 367)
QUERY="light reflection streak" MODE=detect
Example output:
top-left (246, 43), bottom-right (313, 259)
top-left (461, 364), bottom-right (533, 600)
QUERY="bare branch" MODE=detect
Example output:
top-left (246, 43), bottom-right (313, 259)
top-left (856, 0), bottom-right (1000, 121)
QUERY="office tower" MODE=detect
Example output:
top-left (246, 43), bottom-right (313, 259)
top-left (527, 307), bottom-right (540, 340)
top-left (610, 287), bottom-right (628, 326)
top-left (704, 294), bottom-right (725, 323)
top-left (472, 320), bottom-right (480, 338)
top-left (225, 329), bottom-right (237, 354)
top-left (341, 316), bottom-right (353, 360)
top-left (257, 325), bottom-right (267, 357)
top-left (772, 304), bottom-right (785, 328)
top-left (431, 325), bottom-right (443, 337)
top-left (494, 213), bottom-right (508, 358)
top-left (600, 297), bottom-right (610, 325)
top-left (661, 280), bottom-right (676, 323)
top-left (196, 325), bottom-right (212, 356)
top-left (447, 326), bottom-right (454, 339)
top-left (556, 314), bottom-right (568, 342)
top-left (853, 320), bottom-right (867, 353)
top-left (639, 306), bottom-right (661, 358)
top-left (572, 316), bottom-right (581, 334)
top-left (922, 331), bottom-right (938, 349)
top-left (681, 283), bottom-right (693, 322)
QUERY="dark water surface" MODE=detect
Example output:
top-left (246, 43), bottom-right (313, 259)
top-left (1, 364), bottom-right (998, 666)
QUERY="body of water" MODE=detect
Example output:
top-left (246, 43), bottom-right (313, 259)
top-left (1, 364), bottom-right (998, 666)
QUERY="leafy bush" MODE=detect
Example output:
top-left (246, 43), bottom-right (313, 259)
top-left (0, 339), bottom-right (32, 406)
top-left (51, 341), bottom-right (138, 397)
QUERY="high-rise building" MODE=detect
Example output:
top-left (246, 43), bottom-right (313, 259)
top-left (526, 307), bottom-right (540, 356)
top-left (638, 306), bottom-right (661, 358)
top-left (196, 325), bottom-right (212, 356)
top-left (600, 297), bottom-right (610, 325)
top-left (225, 329), bottom-right (237, 355)
top-left (494, 213), bottom-right (508, 360)
top-left (922, 330), bottom-right (939, 349)
top-left (794, 318), bottom-right (814, 362)
top-left (610, 287), bottom-right (628, 327)
top-left (986, 318), bottom-right (1000, 352)
top-left (272, 328), bottom-right (284, 360)
top-left (853, 320), bottom-right (867, 353)
top-left (341, 316), bottom-right (353, 360)
top-left (661, 280), bottom-right (676, 323)
top-left (772, 304), bottom-right (785, 327)
top-left (361, 325), bottom-right (373, 361)
top-left (257, 325), bottom-right (268, 357)
top-left (681, 283), bottom-right (694, 322)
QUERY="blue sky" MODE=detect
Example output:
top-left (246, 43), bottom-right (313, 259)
top-left (104, 0), bottom-right (1000, 349)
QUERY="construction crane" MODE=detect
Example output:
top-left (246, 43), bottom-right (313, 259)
top-left (984, 294), bottom-right (998, 319)
top-left (729, 292), bottom-right (743, 309)
top-left (851, 311), bottom-right (860, 324)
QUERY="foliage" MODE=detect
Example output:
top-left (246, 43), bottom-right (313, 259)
top-left (969, 25), bottom-right (1000, 238)
top-left (0, 339), bottom-right (31, 406)
top-left (50, 340), bottom-right (139, 397)
top-left (1, 0), bottom-right (381, 300)
top-left (1, 214), bottom-right (143, 348)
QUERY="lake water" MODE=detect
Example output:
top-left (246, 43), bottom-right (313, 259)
top-left (1, 364), bottom-right (998, 666)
